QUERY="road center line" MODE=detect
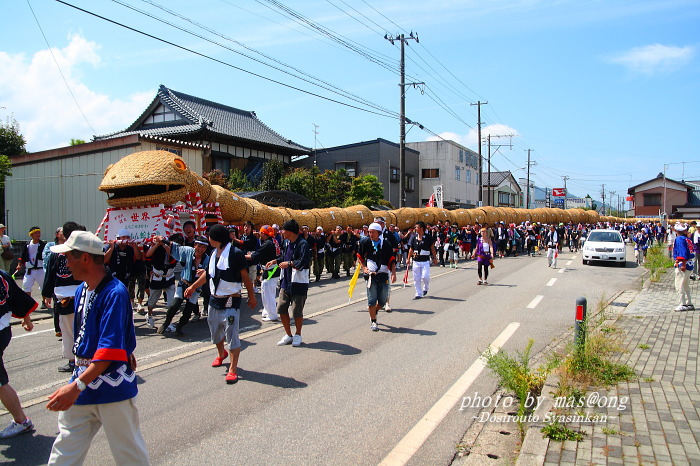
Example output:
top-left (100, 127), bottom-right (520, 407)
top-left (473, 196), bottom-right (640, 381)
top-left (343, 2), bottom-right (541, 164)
top-left (379, 322), bottom-right (520, 466)
top-left (546, 278), bottom-right (557, 287)
top-left (558, 267), bottom-right (566, 274)
top-left (527, 295), bottom-right (544, 309)
top-left (566, 260), bottom-right (572, 266)
top-left (12, 328), bottom-right (54, 339)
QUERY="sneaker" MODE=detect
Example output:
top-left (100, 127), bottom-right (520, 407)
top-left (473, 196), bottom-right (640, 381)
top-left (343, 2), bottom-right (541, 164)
top-left (191, 315), bottom-right (200, 323)
top-left (674, 304), bottom-right (686, 311)
top-left (137, 304), bottom-right (145, 315)
top-left (483, 281), bottom-right (488, 285)
top-left (262, 316), bottom-right (279, 322)
top-left (55, 332), bottom-right (62, 338)
top-left (147, 316), bottom-right (155, 328)
top-left (277, 334), bottom-right (293, 346)
top-left (261, 311), bottom-right (268, 319)
top-left (423, 290), bottom-right (428, 296)
top-left (414, 295), bottom-right (422, 299)
top-left (57, 361), bottom-right (75, 373)
top-left (477, 280), bottom-right (483, 285)
top-left (370, 321), bottom-right (378, 332)
top-left (292, 334), bottom-right (302, 347)
top-left (0, 419), bottom-right (33, 438)
top-left (685, 304), bottom-right (695, 311)
top-left (385, 303), bottom-right (392, 313)
top-left (167, 324), bottom-right (176, 333)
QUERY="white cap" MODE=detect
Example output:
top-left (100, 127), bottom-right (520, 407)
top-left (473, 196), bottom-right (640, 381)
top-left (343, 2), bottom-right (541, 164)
top-left (117, 229), bottom-right (131, 238)
top-left (368, 222), bottom-right (383, 232)
top-left (51, 231), bottom-right (105, 256)
top-left (316, 226), bottom-right (324, 232)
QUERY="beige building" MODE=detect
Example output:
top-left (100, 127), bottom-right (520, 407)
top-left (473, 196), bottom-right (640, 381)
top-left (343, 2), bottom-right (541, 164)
top-left (406, 140), bottom-right (480, 208)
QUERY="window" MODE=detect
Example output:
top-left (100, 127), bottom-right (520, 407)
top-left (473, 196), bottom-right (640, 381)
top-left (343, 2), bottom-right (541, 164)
top-left (466, 170), bottom-right (472, 183)
top-left (335, 161), bottom-right (357, 177)
top-left (212, 157), bottom-right (231, 174)
top-left (498, 192), bottom-right (511, 205)
top-left (405, 174), bottom-right (415, 192)
top-left (390, 167), bottom-right (400, 182)
top-left (643, 193), bottom-right (662, 206)
top-left (144, 104), bottom-right (181, 125)
top-left (455, 166), bottom-right (461, 181)
top-left (421, 168), bottom-right (439, 179)
top-left (459, 150), bottom-right (464, 163)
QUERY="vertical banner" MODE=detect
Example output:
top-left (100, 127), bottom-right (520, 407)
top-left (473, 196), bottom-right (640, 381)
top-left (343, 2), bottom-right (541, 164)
top-left (433, 185), bottom-right (444, 209)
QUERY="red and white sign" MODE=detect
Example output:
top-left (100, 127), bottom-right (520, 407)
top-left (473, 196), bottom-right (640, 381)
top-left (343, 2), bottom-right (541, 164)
top-left (552, 188), bottom-right (566, 197)
top-left (626, 196), bottom-right (634, 201)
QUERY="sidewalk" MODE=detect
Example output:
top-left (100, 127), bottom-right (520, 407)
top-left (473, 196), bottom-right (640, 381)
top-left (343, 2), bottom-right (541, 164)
top-left (519, 269), bottom-right (700, 465)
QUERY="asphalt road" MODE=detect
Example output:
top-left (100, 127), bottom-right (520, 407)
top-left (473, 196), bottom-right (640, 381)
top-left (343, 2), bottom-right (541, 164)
top-left (1, 246), bottom-right (644, 465)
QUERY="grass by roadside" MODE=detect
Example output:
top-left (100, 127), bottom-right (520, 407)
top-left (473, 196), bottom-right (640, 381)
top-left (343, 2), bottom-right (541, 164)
top-left (644, 244), bottom-right (673, 282)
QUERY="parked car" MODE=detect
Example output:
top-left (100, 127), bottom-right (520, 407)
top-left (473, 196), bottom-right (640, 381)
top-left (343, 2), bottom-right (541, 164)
top-left (582, 229), bottom-right (626, 266)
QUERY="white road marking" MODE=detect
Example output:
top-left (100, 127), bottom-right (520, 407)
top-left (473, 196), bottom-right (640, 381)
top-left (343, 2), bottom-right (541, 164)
top-left (12, 328), bottom-right (54, 339)
top-left (527, 295), bottom-right (544, 309)
top-left (379, 322), bottom-right (520, 466)
top-left (558, 267), bottom-right (566, 274)
top-left (566, 260), bottom-right (572, 266)
top-left (546, 278), bottom-right (557, 287)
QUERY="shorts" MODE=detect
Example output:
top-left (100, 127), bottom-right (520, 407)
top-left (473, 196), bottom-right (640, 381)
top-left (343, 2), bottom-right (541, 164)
top-left (276, 288), bottom-right (307, 319)
top-left (0, 326), bottom-right (11, 386)
top-left (447, 249), bottom-right (458, 261)
top-left (366, 275), bottom-right (389, 308)
top-left (147, 285), bottom-right (175, 308)
top-left (174, 282), bottom-right (199, 304)
top-left (207, 305), bottom-right (241, 349)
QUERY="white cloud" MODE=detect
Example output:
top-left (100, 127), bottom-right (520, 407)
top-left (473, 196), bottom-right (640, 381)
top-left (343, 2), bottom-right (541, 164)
top-left (0, 34), bottom-right (152, 152)
top-left (607, 44), bottom-right (695, 75)
top-left (428, 124), bottom-right (520, 149)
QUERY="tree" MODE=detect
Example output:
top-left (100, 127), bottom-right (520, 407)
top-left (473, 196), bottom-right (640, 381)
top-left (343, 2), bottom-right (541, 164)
top-left (344, 174), bottom-right (384, 207)
top-left (258, 159), bottom-right (284, 191)
top-left (0, 116), bottom-right (26, 157)
top-left (278, 167), bottom-right (314, 200)
top-left (227, 168), bottom-right (253, 192)
top-left (70, 138), bottom-right (86, 145)
top-left (315, 169), bottom-right (351, 207)
top-left (203, 169), bottom-right (229, 188)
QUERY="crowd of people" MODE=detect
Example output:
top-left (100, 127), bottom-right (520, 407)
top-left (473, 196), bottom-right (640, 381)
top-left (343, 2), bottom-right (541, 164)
top-left (0, 212), bottom-right (695, 464)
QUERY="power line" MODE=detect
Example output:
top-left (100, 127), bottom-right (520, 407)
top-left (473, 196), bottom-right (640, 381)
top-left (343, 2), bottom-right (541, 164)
top-left (27, 0), bottom-right (96, 134)
top-left (55, 0), bottom-right (398, 119)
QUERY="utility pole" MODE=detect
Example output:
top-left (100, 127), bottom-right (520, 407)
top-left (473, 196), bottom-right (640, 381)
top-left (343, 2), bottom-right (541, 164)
top-left (471, 101), bottom-right (487, 206)
top-left (312, 124), bottom-right (319, 202)
top-left (562, 175), bottom-right (570, 210)
top-left (525, 149), bottom-right (535, 209)
top-left (385, 32), bottom-right (419, 207)
top-left (600, 184), bottom-right (606, 215)
top-left (609, 191), bottom-right (616, 216)
top-left (485, 134), bottom-right (513, 206)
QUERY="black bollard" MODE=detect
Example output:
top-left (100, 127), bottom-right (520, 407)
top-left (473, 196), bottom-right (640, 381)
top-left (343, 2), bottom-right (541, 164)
top-left (575, 297), bottom-right (587, 349)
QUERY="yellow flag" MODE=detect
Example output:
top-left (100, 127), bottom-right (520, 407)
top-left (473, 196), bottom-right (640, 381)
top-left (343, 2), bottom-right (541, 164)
top-left (347, 256), bottom-right (362, 301)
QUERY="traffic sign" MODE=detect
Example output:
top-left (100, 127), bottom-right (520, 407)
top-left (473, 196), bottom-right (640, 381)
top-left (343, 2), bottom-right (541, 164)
top-left (552, 188), bottom-right (566, 197)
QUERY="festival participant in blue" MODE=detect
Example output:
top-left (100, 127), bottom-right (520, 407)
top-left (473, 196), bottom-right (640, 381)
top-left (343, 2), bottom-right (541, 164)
top-left (357, 223), bottom-right (397, 331)
top-left (185, 225), bottom-right (256, 384)
top-left (672, 222), bottom-right (695, 312)
top-left (154, 235), bottom-right (210, 336)
top-left (0, 268), bottom-right (37, 439)
top-left (46, 231), bottom-right (149, 465)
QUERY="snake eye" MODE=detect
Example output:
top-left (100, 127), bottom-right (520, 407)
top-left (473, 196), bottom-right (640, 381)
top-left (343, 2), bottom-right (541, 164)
top-left (173, 158), bottom-right (187, 171)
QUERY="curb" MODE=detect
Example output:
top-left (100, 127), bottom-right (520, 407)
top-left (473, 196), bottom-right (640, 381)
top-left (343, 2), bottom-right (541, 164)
top-left (514, 274), bottom-right (648, 466)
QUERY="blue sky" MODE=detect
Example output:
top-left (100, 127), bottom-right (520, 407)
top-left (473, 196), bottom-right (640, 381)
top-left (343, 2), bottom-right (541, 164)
top-left (1, 0), bottom-right (698, 207)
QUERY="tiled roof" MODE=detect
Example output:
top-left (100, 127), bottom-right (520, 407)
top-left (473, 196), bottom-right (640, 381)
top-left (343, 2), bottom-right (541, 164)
top-left (95, 85), bottom-right (310, 154)
top-left (484, 171), bottom-right (511, 187)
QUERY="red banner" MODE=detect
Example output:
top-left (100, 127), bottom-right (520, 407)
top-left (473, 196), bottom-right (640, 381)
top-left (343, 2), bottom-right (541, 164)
top-left (552, 188), bottom-right (566, 197)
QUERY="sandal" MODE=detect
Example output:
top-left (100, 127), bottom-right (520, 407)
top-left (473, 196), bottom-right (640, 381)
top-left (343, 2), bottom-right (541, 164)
top-left (212, 354), bottom-right (229, 367)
